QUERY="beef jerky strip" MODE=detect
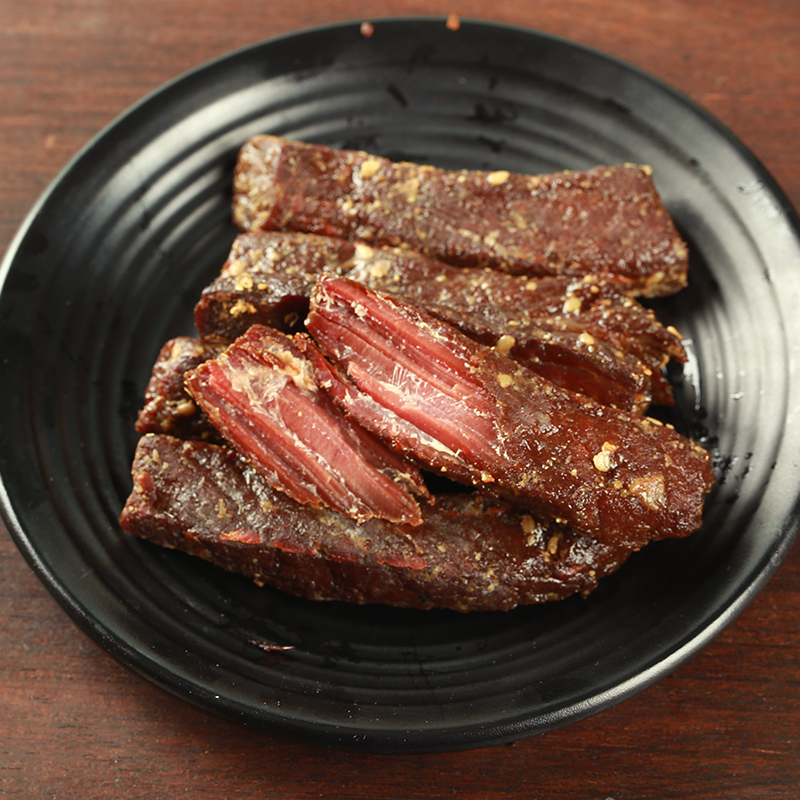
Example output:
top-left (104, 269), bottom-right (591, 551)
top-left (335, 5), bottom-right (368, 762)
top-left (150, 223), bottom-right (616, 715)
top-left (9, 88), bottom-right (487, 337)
top-left (233, 134), bottom-right (688, 297)
top-left (120, 434), bottom-right (632, 612)
top-left (195, 231), bottom-right (681, 410)
top-left (196, 232), bottom-right (685, 363)
top-left (346, 252), bottom-right (678, 409)
top-left (344, 243), bottom-right (685, 401)
top-left (305, 276), bottom-right (714, 551)
top-left (135, 337), bottom-right (223, 442)
top-left (184, 325), bottom-right (429, 526)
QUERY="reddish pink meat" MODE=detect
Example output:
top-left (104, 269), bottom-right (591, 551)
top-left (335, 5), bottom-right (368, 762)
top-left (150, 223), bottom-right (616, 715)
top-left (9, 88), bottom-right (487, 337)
top-left (305, 276), bottom-right (714, 550)
top-left (184, 325), bottom-right (429, 526)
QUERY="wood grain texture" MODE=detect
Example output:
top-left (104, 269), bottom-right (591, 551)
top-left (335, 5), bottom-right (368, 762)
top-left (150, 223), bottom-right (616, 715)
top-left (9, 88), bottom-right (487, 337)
top-left (1, 1), bottom-right (799, 798)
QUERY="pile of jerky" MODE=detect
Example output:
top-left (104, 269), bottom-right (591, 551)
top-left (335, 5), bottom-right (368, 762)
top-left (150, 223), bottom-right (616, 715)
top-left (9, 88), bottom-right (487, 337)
top-left (119, 136), bottom-right (714, 613)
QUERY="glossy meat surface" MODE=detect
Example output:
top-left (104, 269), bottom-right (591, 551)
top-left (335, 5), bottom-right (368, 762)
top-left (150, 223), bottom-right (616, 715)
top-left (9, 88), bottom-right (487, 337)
top-left (306, 276), bottom-right (715, 550)
top-left (119, 434), bottom-right (633, 612)
top-left (232, 135), bottom-right (689, 297)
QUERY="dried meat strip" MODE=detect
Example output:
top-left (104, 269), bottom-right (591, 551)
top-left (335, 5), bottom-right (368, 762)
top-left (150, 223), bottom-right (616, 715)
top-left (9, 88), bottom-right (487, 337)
top-left (135, 337), bottom-right (223, 442)
top-left (306, 276), bottom-right (714, 551)
top-left (344, 245), bottom-right (686, 393)
top-left (418, 300), bottom-right (664, 411)
top-left (232, 135), bottom-right (689, 297)
top-left (183, 325), bottom-right (429, 526)
top-left (119, 434), bottom-right (633, 612)
top-left (195, 231), bottom-right (684, 411)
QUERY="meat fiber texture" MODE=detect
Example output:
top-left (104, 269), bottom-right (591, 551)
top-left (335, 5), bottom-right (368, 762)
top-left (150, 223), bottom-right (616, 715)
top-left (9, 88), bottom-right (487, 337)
top-left (121, 137), bottom-right (711, 612)
top-left (232, 135), bottom-right (689, 297)
top-left (194, 231), bottom-right (685, 412)
top-left (306, 276), bottom-right (714, 551)
top-left (119, 434), bottom-right (633, 612)
top-left (183, 325), bottom-right (430, 526)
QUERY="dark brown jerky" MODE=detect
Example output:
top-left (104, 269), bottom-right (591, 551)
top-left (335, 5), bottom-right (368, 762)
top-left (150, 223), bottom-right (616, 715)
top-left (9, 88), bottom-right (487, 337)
top-left (345, 247), bottom-right (685, 395)
top-left (120, 434), bottom-right (632, 612)
top-left (195, 231), bottom-right (684, 411)
top-left (420, 302), bottom-right (666, 411)
top-left (184, 325), bottom-right (429, 526)
top-left (345, 249), bottom-right (681, 408)
top-left (193, 231), bottom-right (358, 344)
top-left (306, 277), bottom-right (714, 551)
top-left (135, 337), bottom-right (223, 442)
top-left (232, 135), bottom-right (689, 297)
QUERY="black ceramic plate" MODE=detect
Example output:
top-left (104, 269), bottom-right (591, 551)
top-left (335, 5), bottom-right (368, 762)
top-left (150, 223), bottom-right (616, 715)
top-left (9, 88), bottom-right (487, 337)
top-left (2, 17), bottom-right (799, 753)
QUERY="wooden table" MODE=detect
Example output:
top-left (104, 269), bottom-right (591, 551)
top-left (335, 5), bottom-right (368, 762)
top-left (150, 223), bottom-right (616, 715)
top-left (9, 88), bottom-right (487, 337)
top-left (1, 1), bottom-right (798, 797)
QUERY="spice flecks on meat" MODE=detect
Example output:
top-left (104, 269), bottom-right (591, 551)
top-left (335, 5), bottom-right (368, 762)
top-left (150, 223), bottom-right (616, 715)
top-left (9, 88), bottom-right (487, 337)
top-left (232, 135), bottom-right (689, 297)
top-left (306, 276), bottom-right (714, 550)
top-left (119, 434), bottom-right (634, 612)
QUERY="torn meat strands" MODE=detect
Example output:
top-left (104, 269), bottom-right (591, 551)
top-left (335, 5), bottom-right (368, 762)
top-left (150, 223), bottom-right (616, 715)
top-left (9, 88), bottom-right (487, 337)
top-left (119, 434), bottom-right (633, 612)
top-left (183, 325), bottom-right (429, 526)
top-left (232, 134), bottom-right (689, 297)
top-left (306, 277), bottom-right (715, 551)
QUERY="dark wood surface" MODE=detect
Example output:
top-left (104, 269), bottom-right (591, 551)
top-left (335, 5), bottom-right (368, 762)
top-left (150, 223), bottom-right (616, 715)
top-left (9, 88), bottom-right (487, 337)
top-left (1, 1), bottom-right (798, 797)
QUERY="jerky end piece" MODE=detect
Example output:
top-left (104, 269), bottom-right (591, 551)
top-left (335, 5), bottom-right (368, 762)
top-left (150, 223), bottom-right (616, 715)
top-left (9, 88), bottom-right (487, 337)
top-left (194, 231), bottom-right (359, 343)
top-left (135, 337), bottom-right (223, 442)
